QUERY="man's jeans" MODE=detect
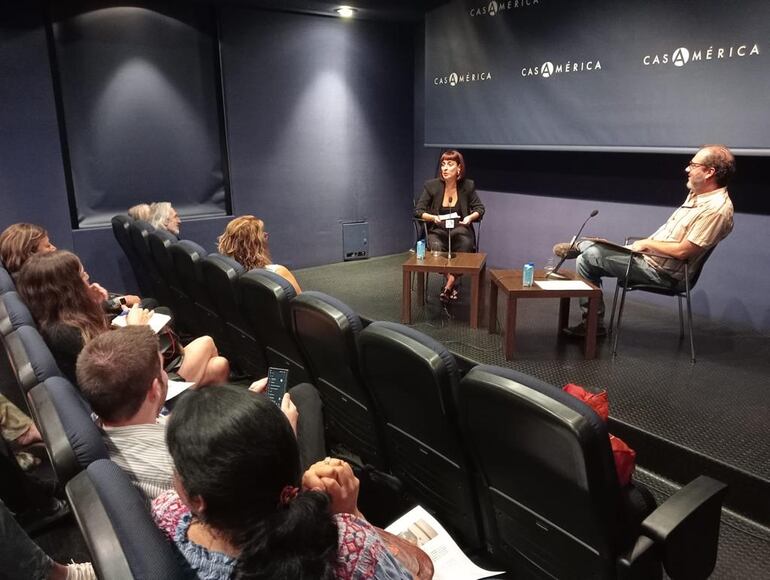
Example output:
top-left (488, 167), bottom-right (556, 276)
top-left (0, 499), bottom-right (54, 579)
top-left (575, 241), bottom-right (676, 323)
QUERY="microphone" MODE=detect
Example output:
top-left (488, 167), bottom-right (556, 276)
top-left (546, 209), bottom-right (599, 279)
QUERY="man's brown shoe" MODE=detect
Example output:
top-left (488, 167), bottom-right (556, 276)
top-left (553, 242), bottom-right (580, 259)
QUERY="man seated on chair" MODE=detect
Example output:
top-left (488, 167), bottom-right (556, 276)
top-left (76, 326), bottom-right (323, 501)
top-left (554, 144), bottom-right (735, 338)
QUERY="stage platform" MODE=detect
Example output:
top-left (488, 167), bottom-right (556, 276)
top-left (295, 252), bottom-right (770, 579)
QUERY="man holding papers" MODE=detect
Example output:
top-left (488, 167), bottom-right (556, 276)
top-left (555, 145), bottom-right (735, 337)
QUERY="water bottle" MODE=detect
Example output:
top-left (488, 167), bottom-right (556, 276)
top-left (523, 262), bottom-right (535, 287)
top-left (416, 239), bottom-right (426, 260)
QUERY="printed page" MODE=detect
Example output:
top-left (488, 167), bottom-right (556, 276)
top-left (386, 505), bottom-right (504, 580)
top-left (111, 311), bottom-right (171, 334)
top-left (535, 280), bottom-right (593, 291)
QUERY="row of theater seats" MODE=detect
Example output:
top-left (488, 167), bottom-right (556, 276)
top-left (3, 227), bottom-right (728, 579)
top-left (0, 265), bottom-right (190, 578)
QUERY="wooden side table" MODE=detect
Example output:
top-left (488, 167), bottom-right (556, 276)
top-left (402, 252), bottom-right (487, 328)
top-left (488, 269), bottom-right (602, 359)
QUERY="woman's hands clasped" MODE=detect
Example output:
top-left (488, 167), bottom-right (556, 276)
top-left (302, 458), bottom-right (363, 519)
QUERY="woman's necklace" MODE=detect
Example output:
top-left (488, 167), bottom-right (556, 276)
top-left (189, 518), bottom-right (239, 557)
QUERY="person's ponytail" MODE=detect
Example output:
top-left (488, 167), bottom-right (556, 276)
top-left (234, 490), bottom-right (338, 579)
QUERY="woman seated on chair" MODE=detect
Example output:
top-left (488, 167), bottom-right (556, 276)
top-left (151, 385), bottom-right (413, 579)
top-left (17, 250), bottom-right (229, 387)
top-left (217, 215), bottom-right (302, 294)
top-left (0, 222), bottom-right (142, 310)
top-left (415, 150), bottom-right (484, 303)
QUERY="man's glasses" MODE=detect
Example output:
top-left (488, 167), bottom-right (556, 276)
top-left (687, 162), bottom-right (711, 170)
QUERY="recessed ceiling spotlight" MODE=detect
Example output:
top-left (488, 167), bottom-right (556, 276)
top-left (336, 6), bottom-right (357, 18)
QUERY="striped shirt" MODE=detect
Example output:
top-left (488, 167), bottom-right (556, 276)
top-left (645, 187), bottom-right (733, 280)
top-left (102, 422), bottom-right (175, 501)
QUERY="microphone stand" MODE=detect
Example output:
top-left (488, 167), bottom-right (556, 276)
top-left (546, 210), bottom-right (598, 279)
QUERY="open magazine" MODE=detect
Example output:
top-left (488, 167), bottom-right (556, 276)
top-left (386, 505), bottom-right (503, 580)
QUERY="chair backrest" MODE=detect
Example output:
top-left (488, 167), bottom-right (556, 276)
top-left (27, 377), bottom-right (108, 484)
top-left (4, 325), bottom-right (62, 393)
top-left (66, 459), bottom-right (193, 579)
top-left (111, 215), bottom-right (153, 296)
top-left (147, 229), bottom-right (180, 288)
top-left (358, 321), bottom-right (482, 548)
top-left (128, 219), bottom-right (171, 303)
top-left (201, 254), bottom-right (265, 377)
top-left (290, 291), bottom-right (384, 467)
top-left (0, 291), bottom-right (35, 337)
top-left (458, 365), bottom-right (627, 578)
top-left (685, 245), bottom-right (717, 291)
top-left (0, 267), bottom-right (15, 294)
top-left (169, 240), bottom-right (228, 346)
top-left (240, 269), bottom-right (310, 385)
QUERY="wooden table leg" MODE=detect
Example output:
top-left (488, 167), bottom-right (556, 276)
top-left (470, 271), bottom-right (480, 329)
top-left (488, 277), bottom-right (498, 333)
top-left (401, 269), bottom-right (412, 324)
top-left (416, 272), bottom-right (425, 306)
top-left (558, 297), bottom-right (570, 331)
top-left (478, 266), bottom-right (487, 329)
top-left (504, 296), bottom-right (517, 360)
top-left (584, 295), bottom-right (598, 359)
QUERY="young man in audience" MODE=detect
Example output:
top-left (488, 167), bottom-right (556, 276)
top-left (76, 326), bottom-right (324, 500)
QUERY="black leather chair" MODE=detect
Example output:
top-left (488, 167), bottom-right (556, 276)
top-left (0, 267), bottom-right (15, 294)
top-left (27, 377), bottom-right (108, 484)
top-left (4, 325), bottom-right (62, 394)
top-left (358, 321), bottom-right (483, 548)
top-left (0, 291), bottom-right (35, 338)
top-left (128, 219), bottom-right (173, 307)
top-left (458, 364), bottom-right (728, 579)
top-left (66, 459), bottom-right (193, 579)
top-left (239, 269), bottom-right (310, 386)
top-left (290, 291), bottom-right (385, 468)
top-left (201, 254), bottom-right (266, 377)
top-left (609, 239), bottom-right (718, 363)
top-left (111, 215), bottom-right (154, 297)
top-left (147, 229), bottom-right (195, 336)
top-left (169, 240), bottom-right (230, 352)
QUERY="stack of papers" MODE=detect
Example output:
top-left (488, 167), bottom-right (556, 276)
top-left (111, 311), bottom-right (171, 334)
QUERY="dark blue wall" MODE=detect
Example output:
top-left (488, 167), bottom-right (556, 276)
top-left (1, 4), bottom-right (415, 295)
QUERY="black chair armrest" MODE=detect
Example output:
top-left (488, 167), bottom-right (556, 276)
top-left (641, 475), bottom-right (727, 580)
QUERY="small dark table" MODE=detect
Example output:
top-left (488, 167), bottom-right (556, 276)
top-left (402, 252), bottom-right (487, 328)
top-left (488, 269), bottom-right (602, 359)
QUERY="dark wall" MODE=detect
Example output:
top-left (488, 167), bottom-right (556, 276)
top-left (0, 4), bottom-right (74, 253)
top-left (219, 7), bottom-right (414, 267)
top-left (1, 3), bottom-right (415, 293)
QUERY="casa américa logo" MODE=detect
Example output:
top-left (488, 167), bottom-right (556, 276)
top-left (469, 0), bottom-right (540, 17)
top-left (433, 71), bottom-right (493, 87)
top-left (642, 42), bottom-right (760, 67)
top-left (521, 58), bottom-right (602, 78)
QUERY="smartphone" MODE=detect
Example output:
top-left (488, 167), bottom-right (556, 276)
top-left (266, 367), bottom-right (289, 407)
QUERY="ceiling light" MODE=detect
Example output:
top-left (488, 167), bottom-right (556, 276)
top-left (336, 6), bottom-right (356, 18)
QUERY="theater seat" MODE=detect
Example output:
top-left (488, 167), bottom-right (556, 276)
top-left (290, 291), bottom-right (385, 468)
top-left (169, 240), bottom-right (229, 351)
top-left (111, 215), bottom-right (153, 297)
top-left (66, 459), bottom-right (192, 579)
top-left (358, 321), bottom-right (483, 548)
top-left (201, 254), bottom-right (265, 377)
top-left (240, 269), bottom-right (310, 386)
top-left (27, 377), bottom-right (108, 484)
top-left (4, 325), bottom-right (62, 394)
top-left (147, 229), bottom-right (194, 335)
top-left (458, 364), bottom-right (727, 580)
top-left (0, 291), bottom-right (35, 337)
top-left (128, 219), bottom-right (172, 307)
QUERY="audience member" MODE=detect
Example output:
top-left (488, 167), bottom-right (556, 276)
top-left (0, 499), bottom-right (94, 580)
top-left (127, 203), bottom-right (152, 221)
top-left (76, 326), bottom-right (324, 501)
top-left (149, 202), bottom-right (181, 237)
top-left (415, 150), bottom-right (484, 303)
top-left (151, 385), bottom-right (411, 579)
top-left (17, 250), bottom-right (229, 386)
top-left (554, 144), bottom-right (735, 337)
top-left (0, 222), bottom-right (141, 309)
top-left (217, 215), bottom-right (302, 294)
